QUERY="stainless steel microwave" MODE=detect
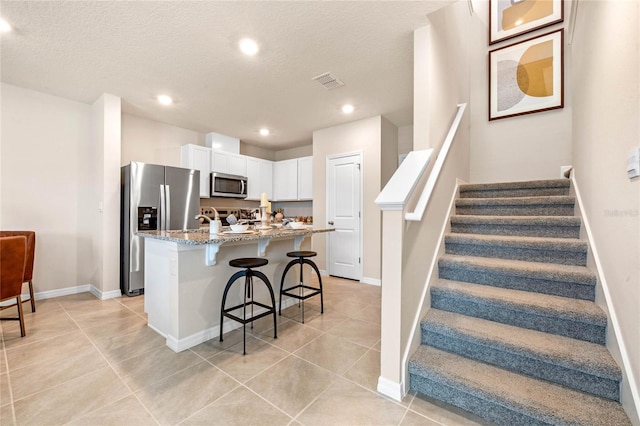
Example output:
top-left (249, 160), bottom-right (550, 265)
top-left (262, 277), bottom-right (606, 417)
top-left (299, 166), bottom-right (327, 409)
top-left (210, 172), bottom-right (248, 198)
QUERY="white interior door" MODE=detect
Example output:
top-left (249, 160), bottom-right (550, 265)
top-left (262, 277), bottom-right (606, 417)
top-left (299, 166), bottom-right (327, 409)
top-left (326, 153), bottom-right (362, 280)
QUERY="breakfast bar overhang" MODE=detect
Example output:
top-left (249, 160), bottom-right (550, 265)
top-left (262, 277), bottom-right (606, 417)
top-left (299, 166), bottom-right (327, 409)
top-left (137, 227), bottom-right (333, 352)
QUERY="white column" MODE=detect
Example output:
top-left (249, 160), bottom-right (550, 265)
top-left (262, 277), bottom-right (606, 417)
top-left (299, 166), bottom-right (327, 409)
top-left (377, 209), bottom-right (405, 401)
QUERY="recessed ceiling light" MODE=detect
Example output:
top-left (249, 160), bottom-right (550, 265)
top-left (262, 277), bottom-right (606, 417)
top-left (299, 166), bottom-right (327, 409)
top-left (239, 38), bottom-right (259, 56)
top-left (157, 95), bottom-right (173, 105)
top-left (259, 128), bottom-right (270, 136)
top-left (0, 18), bottom-right (12, 33)
top-left (342, 104), bottom-right (355, 114)
top-left (514, 19), bottom-right (523, 26)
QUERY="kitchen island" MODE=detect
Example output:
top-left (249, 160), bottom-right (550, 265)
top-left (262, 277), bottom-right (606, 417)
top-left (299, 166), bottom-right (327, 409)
top-left (137, 226), bottom-right (333, 352)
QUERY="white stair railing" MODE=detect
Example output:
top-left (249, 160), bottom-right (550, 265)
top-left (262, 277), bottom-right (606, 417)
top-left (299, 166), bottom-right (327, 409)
top-left (375, 103), bottom-right (467, 401)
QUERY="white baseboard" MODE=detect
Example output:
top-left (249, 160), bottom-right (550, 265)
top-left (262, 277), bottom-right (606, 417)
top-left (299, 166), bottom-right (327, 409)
top-left (164, 297), bottom-right (299, 352)
top-left (0, 284), bottom-right (120, 307)
top-left (377, 376), bottom-right (404, 402)
top-left (89, 286), bottom-right (122, 300)
top-left (360, 277), bottom-right (381, 286)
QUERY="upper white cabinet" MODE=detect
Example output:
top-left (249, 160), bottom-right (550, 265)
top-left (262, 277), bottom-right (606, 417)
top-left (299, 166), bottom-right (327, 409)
top-left (211, 151), bottom-right (247, 177)
top-left (273, 159), bottom-right (298, 201)
top-left (297, 156), bottom-right (313, 200)
top-left (273, 157), bottom-right (313, 201)
top-left (181, 144), bottom-right (211, 198)
top-left (181, 144), bottom-right (311, 202)
top-left (246, 157), bottom-right (273, 200)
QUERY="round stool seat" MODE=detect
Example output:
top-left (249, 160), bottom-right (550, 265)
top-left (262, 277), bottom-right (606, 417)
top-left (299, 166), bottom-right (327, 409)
top-left (286, 251), bottom-right (317, 258)
top-left (229, 258), bottom-right (268, 269)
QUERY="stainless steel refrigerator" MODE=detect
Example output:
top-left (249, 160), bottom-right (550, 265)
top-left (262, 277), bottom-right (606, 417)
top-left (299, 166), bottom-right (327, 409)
top-left (120, 162), bottom-right (200, 296)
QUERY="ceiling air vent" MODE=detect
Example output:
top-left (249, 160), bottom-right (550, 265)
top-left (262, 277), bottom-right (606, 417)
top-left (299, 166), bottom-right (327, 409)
top-left (312, 72), bottom-right (344, 90)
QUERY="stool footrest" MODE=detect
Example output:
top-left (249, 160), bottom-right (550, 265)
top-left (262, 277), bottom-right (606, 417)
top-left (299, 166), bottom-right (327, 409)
top-left (281, 285), bottom-right (322, 301)
top-left (222, 301), bottom-right (275, 325)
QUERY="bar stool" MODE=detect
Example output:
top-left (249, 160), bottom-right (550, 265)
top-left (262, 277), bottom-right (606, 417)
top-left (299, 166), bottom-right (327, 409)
top-left (220, 257), bottom-right (277, 355)
top-left (279, 251), bottom-right (323, 323)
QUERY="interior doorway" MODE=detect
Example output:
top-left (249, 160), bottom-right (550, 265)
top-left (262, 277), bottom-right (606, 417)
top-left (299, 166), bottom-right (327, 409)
top-left (326, 152), bottom-right (362, 281)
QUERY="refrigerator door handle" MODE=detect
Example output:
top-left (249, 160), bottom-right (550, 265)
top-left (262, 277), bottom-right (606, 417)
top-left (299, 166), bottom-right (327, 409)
top-left (165, 185), bottom-right (171, 230)
top-left (160, 184), bottom-right (166, 230)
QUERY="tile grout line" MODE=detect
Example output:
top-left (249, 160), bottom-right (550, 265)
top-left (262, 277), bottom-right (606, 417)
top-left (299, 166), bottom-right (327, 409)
top-left (56, 299), bottom-right (162, 426)
top-left (1, 331), bottom-right (17, 426)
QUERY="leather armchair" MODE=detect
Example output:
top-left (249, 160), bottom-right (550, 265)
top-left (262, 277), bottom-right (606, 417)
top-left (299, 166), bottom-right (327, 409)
top-left (0, 231), bottom-right (36, 312)
top-left (1, 236), bottom-right (27, 336)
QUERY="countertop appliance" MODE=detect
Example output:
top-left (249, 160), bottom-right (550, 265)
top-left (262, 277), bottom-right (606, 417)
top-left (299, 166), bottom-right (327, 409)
top-left (210, 172), bottom-right (247, 198)
top-left (121, 162), bottom-right (200, 296)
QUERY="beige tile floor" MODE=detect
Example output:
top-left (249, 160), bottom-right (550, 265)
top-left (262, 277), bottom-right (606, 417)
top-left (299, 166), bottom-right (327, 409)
top-left (1, 276), bottom-right (487, 425)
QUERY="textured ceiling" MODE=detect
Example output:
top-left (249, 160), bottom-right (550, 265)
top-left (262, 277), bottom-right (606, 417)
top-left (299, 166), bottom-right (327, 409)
top-left (0, 1), bottom-right (455, 149)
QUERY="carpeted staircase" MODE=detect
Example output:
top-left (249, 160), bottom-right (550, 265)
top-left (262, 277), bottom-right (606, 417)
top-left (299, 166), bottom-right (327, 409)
top-left (408, 179), bottom-right (631, 425)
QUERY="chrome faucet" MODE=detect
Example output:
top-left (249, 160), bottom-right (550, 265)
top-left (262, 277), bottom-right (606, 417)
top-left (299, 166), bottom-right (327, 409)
top-left (195, 207), bottom-right (219, 223)
top-left (195, 214), bottom-right (211, 223)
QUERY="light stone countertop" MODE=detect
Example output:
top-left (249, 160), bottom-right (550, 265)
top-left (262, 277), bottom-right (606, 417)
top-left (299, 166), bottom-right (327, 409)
top-left (137, 226), bottom-right (333, 245)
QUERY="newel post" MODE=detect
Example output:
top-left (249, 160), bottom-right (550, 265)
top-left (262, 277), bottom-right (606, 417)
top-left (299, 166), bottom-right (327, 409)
top-left (377, 207), bottom-right (405, 400)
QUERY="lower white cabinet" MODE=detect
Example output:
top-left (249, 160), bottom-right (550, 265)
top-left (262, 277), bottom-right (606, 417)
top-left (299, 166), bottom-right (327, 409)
top-left (181, 144), bottom-right (211, 198)
top-left (246, 157), bottom-right (273, 200)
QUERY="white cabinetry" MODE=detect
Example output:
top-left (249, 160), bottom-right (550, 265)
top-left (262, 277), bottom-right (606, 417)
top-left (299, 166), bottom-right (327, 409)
top-left (297, 156), bottom-right (313, 200)
top-left (211, 151), bottom-right (247, 177)
top-left (273, 159), bottom-right (298, 201)
top-left (181, 144), bottom-right (211, 198)
top-left (246, 157), bottom-right (273, 200)
top-left (273, 157), bottom-right (313, 201)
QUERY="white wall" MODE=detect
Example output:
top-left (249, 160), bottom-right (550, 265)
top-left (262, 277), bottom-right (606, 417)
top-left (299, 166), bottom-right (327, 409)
top-left (312, 116), bottom-right (386, 282)
top-left (397, 125), bottom-right (413, 156)
top-left (1, 83), bottom-right (94, 294)
top-left (90, 95), bottom-right (122, 296)
top-left (381, 117), bottom-right (399, 188)
top-left (571, 0), bottom-right (640, 419)
top-left (468, 1), bottom-right (572, 182)
top-left (274, 145), bottom-right (312, 161)
top-left (121, 114), bottom-right (205, 167)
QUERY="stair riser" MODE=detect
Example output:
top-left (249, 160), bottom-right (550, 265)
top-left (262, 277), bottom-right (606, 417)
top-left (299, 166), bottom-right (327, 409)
top-left (460, 188), bottom-right (570, 199)
top-left (421, 330), bottom-right (619, 401)
top-left (409, 374), bottom-right (549, 426)
top-left (455, 205), bottom-right (575, 216)
top-left (445, 242), bottom-right (587, 266)
top-left (430, 293), bottom-right (606, 344)
top-left (438, 266), bottom-right (595, 300)
top-left (450, 223), bottom-right (581, 239)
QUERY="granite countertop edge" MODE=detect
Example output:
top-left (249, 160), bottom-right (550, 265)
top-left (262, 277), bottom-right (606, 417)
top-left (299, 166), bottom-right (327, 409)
top-left (136, 227), bottom-right (334, 245)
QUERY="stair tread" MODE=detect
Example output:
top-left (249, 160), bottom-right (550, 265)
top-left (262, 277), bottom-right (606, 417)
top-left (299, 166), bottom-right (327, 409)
top-left (423, 309), bottom-right (620, 379)
top-left (409, 346), bottom-right (630, 426)
top-left (432, 279), bottom-right (607, 326)
top-left (460, 179), bottom-right (570, 192)
top-left (456, 195), bottom-right (575, 205)
top-left (450, 214), bottom-right (581, 225)
top-left (439, 254), bottom-right (596, 285)
top-left (445, 232), bottom-right (588, 252)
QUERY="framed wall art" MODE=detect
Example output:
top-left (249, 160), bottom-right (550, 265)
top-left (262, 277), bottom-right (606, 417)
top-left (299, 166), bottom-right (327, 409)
top-left (490, 0), bottom-right (564, 45)
top-left (488, 29), bottom-right (564, 121)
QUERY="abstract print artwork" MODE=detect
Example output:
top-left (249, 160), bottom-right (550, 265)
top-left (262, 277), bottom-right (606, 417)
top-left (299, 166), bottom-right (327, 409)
top-left (489, 29), bottom-right (563, 121)
top-left (490, 0), bottom-right (563, 44)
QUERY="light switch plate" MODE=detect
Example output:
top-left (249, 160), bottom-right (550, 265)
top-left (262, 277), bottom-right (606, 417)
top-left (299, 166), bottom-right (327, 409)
top-left (627, 148), bottom-right (640, 179)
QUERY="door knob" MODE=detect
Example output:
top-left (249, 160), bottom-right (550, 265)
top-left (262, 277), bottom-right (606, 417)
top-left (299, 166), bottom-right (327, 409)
top-left (328, 220), bottom-right (334, 225)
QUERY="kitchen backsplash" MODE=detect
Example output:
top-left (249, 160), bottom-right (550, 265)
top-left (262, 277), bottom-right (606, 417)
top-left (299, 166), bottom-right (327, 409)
top-left (200, 198), bottom-right (312, 219)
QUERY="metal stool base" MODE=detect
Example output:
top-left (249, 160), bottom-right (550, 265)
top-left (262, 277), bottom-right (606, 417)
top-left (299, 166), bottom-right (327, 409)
top-left (279, 256), bottom-right (323, 323)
